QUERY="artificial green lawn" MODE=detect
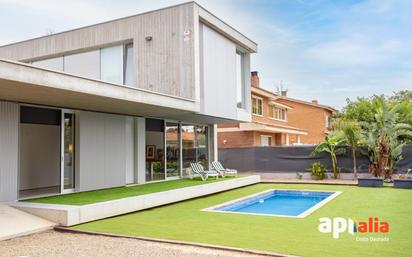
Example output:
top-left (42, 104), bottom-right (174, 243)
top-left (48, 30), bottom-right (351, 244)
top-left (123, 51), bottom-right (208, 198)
top-left (22, 177), bottom-right (235, 205)
top-left (73, 183), bottom-right (412, 257)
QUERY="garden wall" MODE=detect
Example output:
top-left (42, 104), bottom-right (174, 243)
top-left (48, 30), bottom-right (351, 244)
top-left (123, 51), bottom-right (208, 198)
top-left (218, 145), bottom-right (412, 173)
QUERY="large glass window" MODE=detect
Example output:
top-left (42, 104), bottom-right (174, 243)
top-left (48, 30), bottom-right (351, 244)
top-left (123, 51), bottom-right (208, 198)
top-left (124, 43), bottom-right (135, 86)
top-left (236, 51), bottom-right (245, 109)
top-left (30, 43), bottom-right (135, 87)
top-left (146, 120), bottom-right (210, 181)
top-left (166, 122), bottom-right (180, 178)
top-left (64, 50), bottom-right (100, 79)
top-left (195, 125), bottom-right (209, 167)
top-left (182, 124), bottom-right (196, 175)
top-left (182, 124), bottom-right (209, 175)
top-left (32, 57), bottom-right (63, 71)
top-left (63, 112), bottom-right (75, 191)
top-left (145, 119), bottom-right (165, 182)
top-left (100, 45), bottom-right (123, 84)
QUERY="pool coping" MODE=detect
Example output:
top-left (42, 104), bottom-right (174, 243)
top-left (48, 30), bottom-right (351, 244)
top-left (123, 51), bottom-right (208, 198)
top-left (202, 189), bottom-right (342, 218)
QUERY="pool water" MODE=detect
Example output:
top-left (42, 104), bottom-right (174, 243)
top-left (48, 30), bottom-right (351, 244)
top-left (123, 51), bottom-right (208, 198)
top-left (213, 190), bottom-right (336, 217)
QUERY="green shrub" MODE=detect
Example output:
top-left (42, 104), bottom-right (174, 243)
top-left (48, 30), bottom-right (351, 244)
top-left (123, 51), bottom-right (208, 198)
top-left (308, 162), bottom-right (326, 180)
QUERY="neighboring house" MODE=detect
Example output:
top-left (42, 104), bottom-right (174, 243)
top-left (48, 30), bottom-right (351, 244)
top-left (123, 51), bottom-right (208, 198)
top-left (275, 94), bottom-right (335, 145)
top-left (0, 2), bottom-right (257, 202)
top-left (218, 71), bottom-right (334, 148)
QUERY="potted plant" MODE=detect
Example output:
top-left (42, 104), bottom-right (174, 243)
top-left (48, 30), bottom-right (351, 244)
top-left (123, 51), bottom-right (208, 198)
top-left (358, 177), bottom-right (384, 187)
top-left (394, 169), bottom-right (412, 189)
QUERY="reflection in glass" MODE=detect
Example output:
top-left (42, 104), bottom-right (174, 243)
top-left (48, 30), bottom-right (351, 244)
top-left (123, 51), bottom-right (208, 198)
top-left (124, 43), bottom-right (135, 86)
top-left (63, 113), bottom-right (75, 190)
top-left (166, 122), bottom-right (180, 177)
top-left (182, 125), bottom-right (196, 176)
top-left (64, 50), bottom-right (100, 80)
top-left (182, 124), bottom-right (209, 175)
top-left (196, 125), bottom-right (208, 167)
top-left (236, 51), bottom-right (245, 109)
top-left (100, 45), bottom-right (123, 84)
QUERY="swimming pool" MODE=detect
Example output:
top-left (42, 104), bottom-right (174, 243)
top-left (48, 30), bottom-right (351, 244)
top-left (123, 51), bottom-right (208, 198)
top-left (204, 189), bottom-right (341, 218)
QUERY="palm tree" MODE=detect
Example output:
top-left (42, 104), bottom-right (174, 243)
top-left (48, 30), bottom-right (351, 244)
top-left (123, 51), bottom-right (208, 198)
top-left (311, 134), bottom-right (346, 179)
top-left (365, 97), bottom-right (412, 179)
top-left (333, 119), bottom-right (363, 179)
top-left (361, 130), bottom-right (379, 177)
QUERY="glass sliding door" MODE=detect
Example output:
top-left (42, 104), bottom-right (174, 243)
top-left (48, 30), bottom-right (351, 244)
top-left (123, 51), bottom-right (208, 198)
top-left (61, 111), bottom-right (75, 193)
top-left (19, 106), bottom-right (61, 198)
top-left (181, 124), bottom-right (196, 176)
top-left (182, 124), bottom-right (209, 175)
top-left (145, 119), bottom-right (165, 182)
top-left (195, 125), bottom-right (209, 168)
top-left (165, 122), bottom-right (180, 178)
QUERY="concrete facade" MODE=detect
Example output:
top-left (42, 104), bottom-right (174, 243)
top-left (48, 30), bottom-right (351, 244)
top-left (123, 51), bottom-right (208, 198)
top-left (0, 3), bottom-right (257, 202)
top-left (0, 102), bottom-right (19, 202)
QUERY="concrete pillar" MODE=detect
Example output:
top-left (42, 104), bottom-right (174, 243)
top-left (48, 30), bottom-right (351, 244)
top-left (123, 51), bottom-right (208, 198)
top-left (297, 135), bottom-right (301, 144)
top-left (285, 133), bottom-right (290, 146)
top-left (135, 117), bottom-right (146, 184)
top-left (0, 101), bottom-right (19, 202)
top-left (210, 124), bottom-right (218, 162)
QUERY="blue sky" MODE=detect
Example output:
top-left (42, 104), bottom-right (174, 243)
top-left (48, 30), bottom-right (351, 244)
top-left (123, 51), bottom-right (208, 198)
top-left (0, 0), bottom-right (411, 109)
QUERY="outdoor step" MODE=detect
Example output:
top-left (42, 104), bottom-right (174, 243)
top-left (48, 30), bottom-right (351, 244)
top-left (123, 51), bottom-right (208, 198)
top-left (0, 204), bottom-right (56, 241)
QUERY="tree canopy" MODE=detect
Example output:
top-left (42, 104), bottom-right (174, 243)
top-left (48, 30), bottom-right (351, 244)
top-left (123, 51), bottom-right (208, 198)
top-left (332, 90), bottom-right (412, 177)
top-left (336, 90), bottom-right (412, 144)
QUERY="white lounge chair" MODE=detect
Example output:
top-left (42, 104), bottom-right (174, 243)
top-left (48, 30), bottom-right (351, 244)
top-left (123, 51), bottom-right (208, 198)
top-left (212, 161), bottom-right (237, 177)
top-left (190, 163), bottom-right (219, 181)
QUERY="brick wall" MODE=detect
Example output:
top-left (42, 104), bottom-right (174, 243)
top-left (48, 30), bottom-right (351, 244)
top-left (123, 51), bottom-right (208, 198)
top-left (218, 131), bottom-right (255, 148)
top-left (218, 130), bottom-right (286, 148)
top-left (276, 98), bottom-right (332, 144)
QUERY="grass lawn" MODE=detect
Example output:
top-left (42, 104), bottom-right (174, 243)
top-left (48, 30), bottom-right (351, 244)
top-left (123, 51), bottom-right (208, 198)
top-left (73, 183), bottom-right (412, 257)
top-left (22, 177), bottom-right (235, 205)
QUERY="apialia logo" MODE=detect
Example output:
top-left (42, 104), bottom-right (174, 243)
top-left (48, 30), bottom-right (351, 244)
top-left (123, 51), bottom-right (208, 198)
top-left (318, 217), bottom-right (389, 239)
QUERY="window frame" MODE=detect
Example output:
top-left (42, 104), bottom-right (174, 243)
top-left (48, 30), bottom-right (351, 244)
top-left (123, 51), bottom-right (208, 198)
top-left (325, 115), bottom-right (332, 129)
top-left (31, 42), bottom-right (135, 87)
top-left (100, 44), bottom-right (124, 85)
top-left (252, 96), bottom-right (263, 116)
top-left (235, 50), bottom-right (246, 110)
top-left (260, 135), bottom-right (272, 147)
top-left (123, 43), bottom-right (135, 86)
top-left (268, 105), bottom-right (287, 121)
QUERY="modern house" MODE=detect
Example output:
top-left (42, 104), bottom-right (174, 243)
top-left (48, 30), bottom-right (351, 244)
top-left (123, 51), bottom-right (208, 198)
top-left (0, 2), bottom-right (257, 202)
top-left (218, 71), bottom-right (334, 148)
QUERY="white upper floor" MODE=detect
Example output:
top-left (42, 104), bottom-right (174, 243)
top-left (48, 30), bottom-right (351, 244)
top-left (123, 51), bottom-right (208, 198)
top-left (0, 2), bottom-right (257, 123)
